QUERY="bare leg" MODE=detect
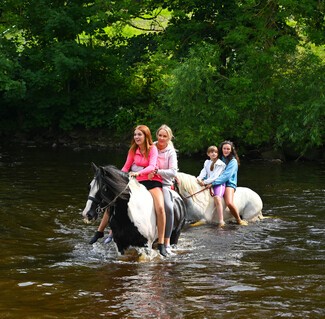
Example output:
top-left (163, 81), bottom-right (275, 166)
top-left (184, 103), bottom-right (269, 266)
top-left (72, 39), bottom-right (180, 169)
top-left (149, 187), bottom-right (167, 256)
top-left (97, 210), bottom-right (109, 232)
top-left (213, 195), bottom-right (225, 226)
top-left (224, 187), bottom-right (247, 225)
top-left (149, 188), bottom-right (166, 244)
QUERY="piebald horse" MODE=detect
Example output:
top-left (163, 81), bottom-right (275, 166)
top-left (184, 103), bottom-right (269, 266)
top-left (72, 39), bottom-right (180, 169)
top-left (82, 164), bottom-right (186, 254)
top-left (175, 172), bottom-right (263, 224)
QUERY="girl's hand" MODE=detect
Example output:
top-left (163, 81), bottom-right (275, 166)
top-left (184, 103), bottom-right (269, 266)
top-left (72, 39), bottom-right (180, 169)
top-left (148, 168), bottom-right (157, 180)
top-left (129, 172), bottom-right (139, 178)
top-left (197, 179), bottom-right (204, 186)
top-left (148, 172), bottom-right (155, 180)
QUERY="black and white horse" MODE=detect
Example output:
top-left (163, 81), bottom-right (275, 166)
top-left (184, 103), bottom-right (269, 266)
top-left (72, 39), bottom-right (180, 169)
top-left (82, 163), bottom-right (186, 255)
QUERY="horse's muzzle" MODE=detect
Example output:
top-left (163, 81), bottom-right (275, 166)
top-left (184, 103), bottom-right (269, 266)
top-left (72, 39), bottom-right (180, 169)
top-left (86, 209), bottom-right (98, 222)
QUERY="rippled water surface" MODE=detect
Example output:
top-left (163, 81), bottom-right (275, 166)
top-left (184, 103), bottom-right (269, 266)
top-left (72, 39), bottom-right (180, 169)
top-left (0, 146), bottom-right (324, 319)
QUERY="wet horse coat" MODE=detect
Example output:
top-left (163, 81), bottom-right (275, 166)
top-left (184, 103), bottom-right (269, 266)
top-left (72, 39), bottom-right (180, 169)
top-left (175, 172), bottom-right (263, 223)
top-left (82, 164), bottom-right (186, 254)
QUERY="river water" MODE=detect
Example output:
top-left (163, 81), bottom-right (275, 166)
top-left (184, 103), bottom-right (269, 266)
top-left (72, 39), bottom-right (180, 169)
top-left (0, 145), bottom-right (324, 319)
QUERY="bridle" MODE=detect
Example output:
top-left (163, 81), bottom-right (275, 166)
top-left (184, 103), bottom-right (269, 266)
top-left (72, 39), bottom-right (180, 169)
top-left (90, 179), bottom-right (131, 215)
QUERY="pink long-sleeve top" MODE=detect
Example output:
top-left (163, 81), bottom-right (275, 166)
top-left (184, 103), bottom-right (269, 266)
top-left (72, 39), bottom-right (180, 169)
top-left (121, 146), bottom-right (162, 183)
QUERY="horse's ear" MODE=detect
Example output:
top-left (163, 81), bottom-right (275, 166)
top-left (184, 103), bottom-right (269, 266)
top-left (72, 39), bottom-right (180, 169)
top-left (91, 162), bottom-right (98, 172)
top-left (99, 166), bottom-right (106, 175)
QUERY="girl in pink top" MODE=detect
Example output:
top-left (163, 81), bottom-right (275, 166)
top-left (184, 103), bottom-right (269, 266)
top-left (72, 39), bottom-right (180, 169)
top-left (121, 125), bottom-right (167, 257)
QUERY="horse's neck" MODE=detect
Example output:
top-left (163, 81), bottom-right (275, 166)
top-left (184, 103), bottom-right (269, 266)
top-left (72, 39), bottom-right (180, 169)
top-left (180, 175), bottom-right (200, 194)
top-left (179, 174), bottom-right (210, 208)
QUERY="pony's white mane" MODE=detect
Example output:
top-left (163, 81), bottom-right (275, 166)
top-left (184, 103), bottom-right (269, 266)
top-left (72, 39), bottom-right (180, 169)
top-left (176, 172), bottom-right (263, 223)
top-left (176, 172), bottom-right (211, 211)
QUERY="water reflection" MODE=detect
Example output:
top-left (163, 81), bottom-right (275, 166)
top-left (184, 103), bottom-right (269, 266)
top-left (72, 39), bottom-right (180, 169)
top-left (0, 146), bottom-right (324, 318)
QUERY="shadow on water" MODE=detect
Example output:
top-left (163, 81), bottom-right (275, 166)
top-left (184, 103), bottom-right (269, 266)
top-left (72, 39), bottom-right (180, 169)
top-left (0, 146), bottom-right (324, 318)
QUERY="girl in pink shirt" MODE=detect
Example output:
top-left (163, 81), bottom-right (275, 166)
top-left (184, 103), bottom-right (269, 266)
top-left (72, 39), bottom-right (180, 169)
top-left (121, 125), bottom-right (167, 257)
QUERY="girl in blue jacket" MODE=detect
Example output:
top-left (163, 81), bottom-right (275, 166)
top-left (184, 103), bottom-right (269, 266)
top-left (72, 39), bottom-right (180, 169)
top-left (212, 141), bottom-right (248, 226)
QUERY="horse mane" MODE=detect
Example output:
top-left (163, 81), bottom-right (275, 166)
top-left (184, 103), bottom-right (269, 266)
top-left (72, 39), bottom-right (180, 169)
top-left (176, 172), bottom-right (210, 206)
top-left (177, 172), bottom-right (198, 195)
top-left (97, 165), bottom-right (130, 201)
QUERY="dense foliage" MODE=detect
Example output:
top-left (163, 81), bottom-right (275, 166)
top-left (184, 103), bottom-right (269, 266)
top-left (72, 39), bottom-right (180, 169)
top-left (0, 0), bottom-right (324, 159)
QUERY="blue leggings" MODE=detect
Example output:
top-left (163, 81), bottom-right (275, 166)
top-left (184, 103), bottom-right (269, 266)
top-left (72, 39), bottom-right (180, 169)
top-left (163, 186), bottom-right (174, 239)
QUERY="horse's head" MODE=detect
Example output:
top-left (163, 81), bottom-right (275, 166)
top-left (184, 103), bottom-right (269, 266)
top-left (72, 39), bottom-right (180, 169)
top-left (82, 163), bottom-right (102, 222)
top-left (82, 163), bottom-right (130, 222)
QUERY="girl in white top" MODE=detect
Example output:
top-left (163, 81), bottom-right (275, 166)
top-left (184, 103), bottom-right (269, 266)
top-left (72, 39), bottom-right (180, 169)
top-left (197, 145), bottom-right (226, 226)
top-left (148, 124), bottom-right (178, 255)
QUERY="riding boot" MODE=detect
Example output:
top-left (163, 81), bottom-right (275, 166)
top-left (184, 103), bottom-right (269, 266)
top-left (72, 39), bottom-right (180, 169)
top-left (157, 243), bottom-right (167, 257)
top-left (89, 231), bottom-right (104, 244)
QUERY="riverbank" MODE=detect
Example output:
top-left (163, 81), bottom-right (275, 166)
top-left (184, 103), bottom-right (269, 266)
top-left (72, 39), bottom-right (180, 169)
top-left (1, 129), bottom-right (130, 152)
top-left (1, 129), bottom-right (324, 162)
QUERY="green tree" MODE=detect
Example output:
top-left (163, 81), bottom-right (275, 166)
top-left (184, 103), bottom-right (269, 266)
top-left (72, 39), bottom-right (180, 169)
top-left (0, 0), bottom-right (324, 159)
top-left (148, 0), bottom-right (325, 157)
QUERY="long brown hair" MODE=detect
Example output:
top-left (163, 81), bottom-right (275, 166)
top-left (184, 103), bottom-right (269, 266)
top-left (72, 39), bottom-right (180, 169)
top-left (129, 125), bottom-right (154, 158)
top-left (206, 145), bottom-right (219, 171)
top-left (219, 140), bottom-right (240, 166)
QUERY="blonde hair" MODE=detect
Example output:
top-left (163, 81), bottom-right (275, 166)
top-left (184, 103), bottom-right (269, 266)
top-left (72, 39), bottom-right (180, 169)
top-left (156, 124), bottom-right (175, 149)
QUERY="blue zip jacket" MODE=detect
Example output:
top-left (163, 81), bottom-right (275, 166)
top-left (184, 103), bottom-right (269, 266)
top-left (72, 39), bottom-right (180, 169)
top-left (211, 157), bottom-right (238, 189)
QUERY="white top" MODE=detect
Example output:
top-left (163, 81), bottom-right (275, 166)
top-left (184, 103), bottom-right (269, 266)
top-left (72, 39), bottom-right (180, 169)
top-left (156, 143), bottom-right (178, 187)
top-left (197, 159), bottom-right (226, 185)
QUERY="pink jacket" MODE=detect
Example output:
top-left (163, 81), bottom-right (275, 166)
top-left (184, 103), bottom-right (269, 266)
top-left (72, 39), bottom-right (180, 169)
top-left (121, 146), bottom-right (162, 183)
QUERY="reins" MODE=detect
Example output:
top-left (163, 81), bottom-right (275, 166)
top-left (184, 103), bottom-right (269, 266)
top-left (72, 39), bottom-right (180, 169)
top-left (184, 185), bottom-right (210, 198)
top-left (98, 179), bottom-right (131, 213)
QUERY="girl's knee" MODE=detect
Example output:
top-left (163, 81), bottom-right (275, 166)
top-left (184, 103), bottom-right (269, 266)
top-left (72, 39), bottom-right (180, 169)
top-left (226, 202), bottom-right (236, 210)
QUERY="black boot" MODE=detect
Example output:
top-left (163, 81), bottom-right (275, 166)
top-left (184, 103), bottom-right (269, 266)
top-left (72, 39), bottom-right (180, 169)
top-left (89, 231), bottom-right (104, 244)
top-left (157, 243), bottom-right (167, 257)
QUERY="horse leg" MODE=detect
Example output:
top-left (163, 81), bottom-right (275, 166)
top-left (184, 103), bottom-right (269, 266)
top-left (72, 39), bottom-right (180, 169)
top-left (170, 195), bottom-right (186, 245)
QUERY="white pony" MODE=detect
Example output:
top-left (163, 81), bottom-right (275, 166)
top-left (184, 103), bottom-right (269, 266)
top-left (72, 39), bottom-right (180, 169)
top-left (176, 172), bottom-right (263, 223)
